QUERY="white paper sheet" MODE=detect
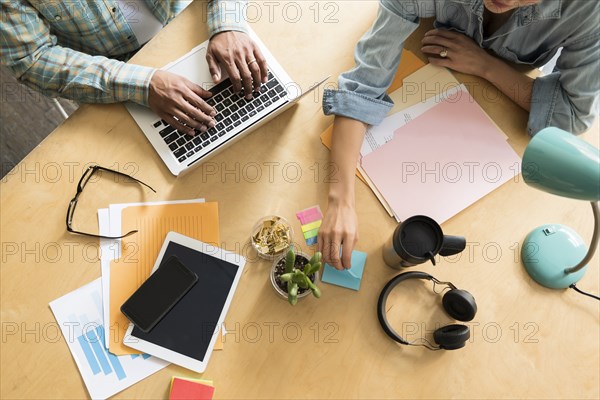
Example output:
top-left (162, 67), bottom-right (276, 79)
top-left (49, 278), bottom-right (169, 400)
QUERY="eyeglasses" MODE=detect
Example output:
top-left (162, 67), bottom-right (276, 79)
top-left (66, 165), bottom-right (156, 239)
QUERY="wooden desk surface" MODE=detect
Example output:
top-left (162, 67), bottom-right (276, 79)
top-left (1, 2), bottom-right (598, 399)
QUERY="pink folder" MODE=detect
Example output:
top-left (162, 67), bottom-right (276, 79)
top-left (360, 90), bottom-right (521, 224)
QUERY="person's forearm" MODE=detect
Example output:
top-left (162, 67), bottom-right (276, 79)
top-left (480, 55), bottom-right (534, 112)
top-left (10, 45), bottom-right (155, 105)
top-left (328, 116), bottom-right (368, 206)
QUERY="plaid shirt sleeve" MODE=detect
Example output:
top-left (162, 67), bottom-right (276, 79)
top-left (207, 0), bottom-right (248, 37)
top-left (0, 0), bottom-right (156, 106)
top-left (0, 0), bottom-right (248, 105)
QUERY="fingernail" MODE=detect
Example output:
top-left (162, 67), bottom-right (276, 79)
top-left (208, 120), bottom-right (216, 128)
top-left (245, 94), bottom-right (253, 100)
top-left (200, 125), bottom-right (208, 132)
top-left (212, 74), bottom-right (219, 81)
top-left (263, 77), bottom-right (268, 83)
top-left (210, 109), bottom-right (216, 116)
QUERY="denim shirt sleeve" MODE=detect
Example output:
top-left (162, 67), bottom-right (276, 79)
top-left (322, 0), bottom-right (420, 126)
top-left (529, 34), bottom-right (600, 136)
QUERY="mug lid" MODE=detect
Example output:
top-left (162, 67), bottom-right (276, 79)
top-left (393, 215), bottom-right (443, 263)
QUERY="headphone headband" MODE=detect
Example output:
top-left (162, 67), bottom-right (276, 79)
top-left (377, 271), bottom-right (477, 350)
top-left (377, 272), bottom-right (436, 345)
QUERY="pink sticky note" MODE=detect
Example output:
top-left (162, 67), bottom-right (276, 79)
top-left (361, 90), bottom-right (521, 224)
top-left (296, 206), bottom-right (323, 225)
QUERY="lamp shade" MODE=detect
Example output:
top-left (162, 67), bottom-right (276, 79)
top-left (522, 127), bottom-right (600, 201)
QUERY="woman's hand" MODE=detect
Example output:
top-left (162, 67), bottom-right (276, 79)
top-left (317, 116), bottom-right (367, 270)
top-left (207, 31), bottom-right (269, 97)
top-left (318, 198), bottom-right (359, 271)
top-left (421, 29), bottom-right (492, 77)
top-left (422, 28), bottom-right (534, 111)
top-left (148, 70), bottom-right (216, 136)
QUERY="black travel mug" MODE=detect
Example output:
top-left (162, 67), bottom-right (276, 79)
top-left (382, 215), bottom-right (466, 269)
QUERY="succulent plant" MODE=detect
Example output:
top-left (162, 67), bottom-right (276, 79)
top-left (279, 247), bottom-right (322, 305)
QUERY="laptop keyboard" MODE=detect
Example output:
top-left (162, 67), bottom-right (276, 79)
top-left (153, 71), bottom-right (287, 164)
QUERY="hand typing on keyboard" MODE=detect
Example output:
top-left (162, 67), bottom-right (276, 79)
top-left (156, 70), bottom-right (287, 164)
top-left (148, 70), bottom-right (216, 136)
top-left (206, 31), bottom-right (269, 100)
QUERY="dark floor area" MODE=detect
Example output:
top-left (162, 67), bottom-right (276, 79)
top-left (1, 66), bottom-right (78, 178)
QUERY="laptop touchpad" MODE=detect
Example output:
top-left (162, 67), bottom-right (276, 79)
top-left (166, 45), bottom-right (230, 91)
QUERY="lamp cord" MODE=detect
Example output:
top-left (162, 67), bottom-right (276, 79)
top-left (569, 284), bottom-right (600, 301)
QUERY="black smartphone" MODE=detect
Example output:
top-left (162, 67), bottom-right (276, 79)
top-left (121, 255), bottom-right (198, 333)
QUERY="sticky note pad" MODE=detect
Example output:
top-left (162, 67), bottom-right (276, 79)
top-left (170, 377), bottom-right (215, 400)
top-left (322, 250), bottom-right (367, 291)
top-left (296, 206), bottom-right (323, 246)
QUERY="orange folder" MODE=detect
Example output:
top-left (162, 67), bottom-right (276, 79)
top-left (319, 50), bottom-right (426, 182)
top-left (109, 202), bottom-right (220, 355)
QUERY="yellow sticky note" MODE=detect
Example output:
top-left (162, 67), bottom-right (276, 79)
top-left (170, 376), bottom-right (214, 388)
top-left (301, 220), bottom-right (322, 233)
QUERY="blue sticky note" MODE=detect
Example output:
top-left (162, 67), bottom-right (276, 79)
top-left (321, 250), bottom-right (367, 291)
top-left (305, 235), bottom-right (318, 246)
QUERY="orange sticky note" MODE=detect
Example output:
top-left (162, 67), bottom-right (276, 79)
top-left (109, 202), bottom-right (220, 355)
top-left (320, 50), bottom-right (426, 182)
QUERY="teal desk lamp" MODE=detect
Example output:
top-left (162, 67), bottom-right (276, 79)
top-left (521, 127), bottom-right (600, 289)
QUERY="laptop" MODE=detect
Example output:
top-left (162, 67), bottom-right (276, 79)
top-left (126, 27), bottom-right (327, 176)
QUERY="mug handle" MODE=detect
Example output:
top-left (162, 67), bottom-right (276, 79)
top-left (440, 235), bottom-right (467, 257)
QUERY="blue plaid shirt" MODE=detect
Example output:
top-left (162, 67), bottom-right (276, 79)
top-left (1, 0), bottom-right (248, 106)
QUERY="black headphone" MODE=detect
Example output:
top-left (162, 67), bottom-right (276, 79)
top-left (377, 271), bottom-right (477, 350)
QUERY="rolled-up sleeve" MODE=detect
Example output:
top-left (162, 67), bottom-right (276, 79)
top-left (323, 0), bottom-right (420, 126)
top-left (207, 0), bottom-right (248, 38)
top-left (0, 0), bottom-right (155, 105)
top-left (529, 33), bottom-right (600, 135)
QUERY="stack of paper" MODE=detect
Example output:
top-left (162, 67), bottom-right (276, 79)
top-left (103, 200), bottom-right (221, 355)
top-left (359, 77), bottom-right (520, 223)
top-left (50, 198), bottom-right (226, 398)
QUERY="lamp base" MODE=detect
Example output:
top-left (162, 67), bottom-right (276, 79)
top-left (521, 224), bottom-right (588, 289)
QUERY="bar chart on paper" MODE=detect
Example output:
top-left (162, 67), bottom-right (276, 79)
top-left (50, 278), bottom-right (168, 400)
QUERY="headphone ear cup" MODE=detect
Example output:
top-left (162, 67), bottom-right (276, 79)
top-left (442, 289), bottom-right (477, 322)
top-left (433, 324), bottom-right (470, 350)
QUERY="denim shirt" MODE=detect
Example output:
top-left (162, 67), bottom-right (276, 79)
top-left (323, 0), bottom-right (600, 135)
